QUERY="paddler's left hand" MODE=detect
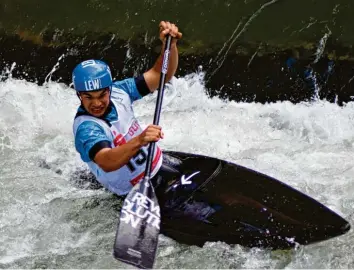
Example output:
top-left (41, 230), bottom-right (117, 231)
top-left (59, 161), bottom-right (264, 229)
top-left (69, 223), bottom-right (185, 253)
top-left (159, 21), bottom-right (182, 45)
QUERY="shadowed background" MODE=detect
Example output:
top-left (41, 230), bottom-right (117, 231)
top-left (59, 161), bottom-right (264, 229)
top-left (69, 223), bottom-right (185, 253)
top-left (1, 0), bottom-right (354, 104)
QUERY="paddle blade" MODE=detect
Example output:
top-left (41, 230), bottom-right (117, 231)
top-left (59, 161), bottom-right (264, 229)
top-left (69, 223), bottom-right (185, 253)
top-left (113, 177), bottom-right (161, 269)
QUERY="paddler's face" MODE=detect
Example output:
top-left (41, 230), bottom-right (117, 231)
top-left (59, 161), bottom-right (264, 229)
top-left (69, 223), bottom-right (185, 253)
top-left (78, 87), bottom-right (110, 117)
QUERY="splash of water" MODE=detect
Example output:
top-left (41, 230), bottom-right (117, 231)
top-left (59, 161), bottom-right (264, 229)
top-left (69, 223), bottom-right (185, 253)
top-left (1, 72), bottom-right (354, 268)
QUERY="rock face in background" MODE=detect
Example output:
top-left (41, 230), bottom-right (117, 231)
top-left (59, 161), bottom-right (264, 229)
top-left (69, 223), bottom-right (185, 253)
top-left (1, 0), bottom-right (354, 104)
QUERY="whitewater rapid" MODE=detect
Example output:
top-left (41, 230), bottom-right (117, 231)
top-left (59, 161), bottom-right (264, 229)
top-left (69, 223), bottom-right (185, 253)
top-left (0, 72), bottom-right (353, 268)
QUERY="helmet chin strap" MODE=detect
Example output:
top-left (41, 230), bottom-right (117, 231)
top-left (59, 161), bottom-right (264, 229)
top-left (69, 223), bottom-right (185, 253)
top-left (76, 92), bottom-right (83, 103)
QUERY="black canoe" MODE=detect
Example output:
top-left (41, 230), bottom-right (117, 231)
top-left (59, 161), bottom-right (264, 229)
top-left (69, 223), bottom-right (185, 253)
top-left (155, 151), bottom-right (350, 249)
top-left (68, 150), bottom-right (350, 249)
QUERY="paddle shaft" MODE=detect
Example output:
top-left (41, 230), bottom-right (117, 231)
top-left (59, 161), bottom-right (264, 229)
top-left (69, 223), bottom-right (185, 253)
top-left (113, 35), bottom-right (173, 269)
top-left (144, 35), bottom-right (172, 179)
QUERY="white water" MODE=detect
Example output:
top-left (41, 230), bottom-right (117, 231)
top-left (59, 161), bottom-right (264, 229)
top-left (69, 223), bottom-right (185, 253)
top-left (0, 73), bottom-right (353, 268)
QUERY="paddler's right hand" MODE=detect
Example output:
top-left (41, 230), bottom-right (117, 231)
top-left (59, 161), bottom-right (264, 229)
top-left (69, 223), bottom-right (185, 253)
top-left (138, 124), bottom-right (164, 146)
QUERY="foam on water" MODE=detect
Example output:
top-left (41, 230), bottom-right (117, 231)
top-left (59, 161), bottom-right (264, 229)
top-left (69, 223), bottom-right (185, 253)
top-left (0, 72), bottom-right (354, 268)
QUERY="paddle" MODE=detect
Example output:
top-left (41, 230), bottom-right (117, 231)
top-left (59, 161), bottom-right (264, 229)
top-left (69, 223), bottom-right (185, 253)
top-left (113, 34), bottom-right (173, 269)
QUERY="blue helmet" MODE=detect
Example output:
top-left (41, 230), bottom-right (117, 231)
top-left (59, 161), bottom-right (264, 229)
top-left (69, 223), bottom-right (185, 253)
top-left (72, 59), bottom-right (113, 92)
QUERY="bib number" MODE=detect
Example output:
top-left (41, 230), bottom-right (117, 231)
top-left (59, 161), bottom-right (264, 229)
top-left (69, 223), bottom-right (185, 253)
top-left (127, 148), bottom-right (147, 172)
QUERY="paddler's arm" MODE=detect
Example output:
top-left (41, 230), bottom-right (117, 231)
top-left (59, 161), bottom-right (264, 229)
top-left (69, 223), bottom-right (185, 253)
top-left (94, 124), bottom-right (163, 172)
top-left (143, 20), bottom-right (182, 92)
top-left (75, 121), bottom-right (163, 173)
top-left (94, 136), bottom-right (143, 172)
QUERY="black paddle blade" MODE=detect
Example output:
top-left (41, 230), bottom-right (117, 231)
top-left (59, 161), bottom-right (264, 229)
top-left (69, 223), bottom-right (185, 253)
top-left (113, 177), bottom-right (161, 269)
